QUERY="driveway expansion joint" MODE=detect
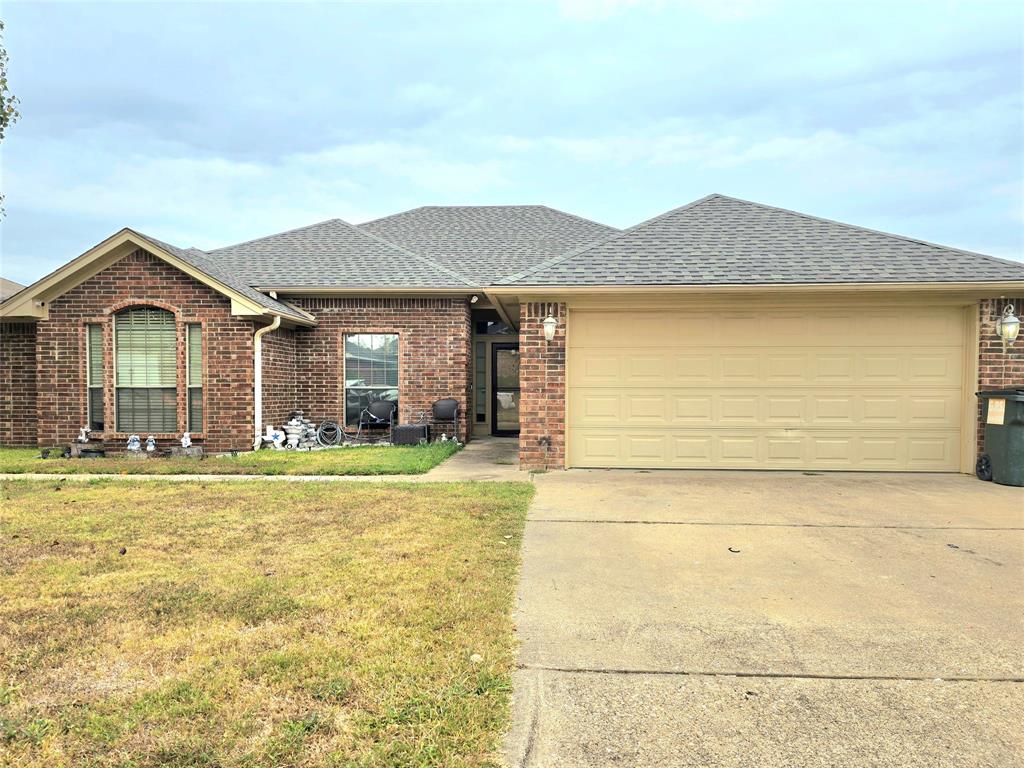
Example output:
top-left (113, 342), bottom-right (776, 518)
top-left (517, 664), bottom-right (1024, 684)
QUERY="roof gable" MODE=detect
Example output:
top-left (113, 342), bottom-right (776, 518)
top-left (0, 229), bottom-right (314, 325)
top-left (209, 218), bottom-right (475, 289)
top-left (359, 205), bottom-right (618, 285)
top-left (502, 194), bottom-right (1024, 286)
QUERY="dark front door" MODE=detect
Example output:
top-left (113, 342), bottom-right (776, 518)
top-left (491, 343), bottom-right (520, 436)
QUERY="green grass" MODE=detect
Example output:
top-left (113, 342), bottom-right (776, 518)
top-left (0, 478), bottom-right (534, 767)
top-left (0, 442), bottom-right (460, 476)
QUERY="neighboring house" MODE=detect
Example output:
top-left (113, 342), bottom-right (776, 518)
top-left (0, 277), bottom-right (26, 302)
top-left (1, 194), bottom-right (1022, 473)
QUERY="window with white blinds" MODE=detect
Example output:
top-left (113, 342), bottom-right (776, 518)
top-left (86, 324), bottom-right (105, 431)
top-left (186, 324), bottom-right (203, 432)
top-left (344, 333), bottom-right (399, 427)
top-left (114, 307), bottom-right (177, 433)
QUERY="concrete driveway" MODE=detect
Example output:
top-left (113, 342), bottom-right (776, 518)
top-left (505, 471), bottom-right (1024, 767)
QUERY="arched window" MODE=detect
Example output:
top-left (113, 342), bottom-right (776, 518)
top-left (114, 307), bottom-right (177, 432)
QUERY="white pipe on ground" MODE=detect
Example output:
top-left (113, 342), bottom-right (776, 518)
top-left (252, 315), bottom-right (282, 450)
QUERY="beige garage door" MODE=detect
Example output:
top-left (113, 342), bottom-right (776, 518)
top-left (568, 305), bottom-right (967, 471)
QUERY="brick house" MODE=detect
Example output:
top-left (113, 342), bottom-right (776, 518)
top-left (2, 194), bottom-right (1022, 473)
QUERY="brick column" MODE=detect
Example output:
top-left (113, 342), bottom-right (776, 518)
top-left (977, 297), bottom-right (1024, 454)
top-left (519, 302), bottom-right (566, 470)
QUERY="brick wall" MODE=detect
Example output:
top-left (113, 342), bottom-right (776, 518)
top-left (288, 297), bottom-right (472, 441)
top-left (36, 249), bottom-right (256, 452)
top-left (260, 326), bottom-right (298, 429)
top-left (519, 302), bottom-right (566, 470)
top-left (0, 322), bottom-right (39, 447)
top-left (977, 297), bottom-right (1024, 454)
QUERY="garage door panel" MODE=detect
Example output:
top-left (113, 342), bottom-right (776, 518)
top-left (569, 428), bottom-right (961, 470)
top-left (568, 308), bottom-right (965, 471)
top-left (570, 389), bottom-right (961, 429)
top-left (767, 354), bottom-right (809, 382)
top-left (571, 347), bottom-right (962, 387)
top-left (580, 355), bottom-right (621, 384)
top-left (813, 396), bottom-right (855, 423)
top-left (578, 434), bottom-right (620, 460)
top-left (674, 354), bottom-right (714, 382)
top-left (674, 435), bottom-right (714, 462)
top-left (719, 396), bottom-right (759, 423)
top-left (811, 436), bottom-right (856, 464)
top-left (766, 396), bottom-right (807, 422)
top-left (580, 395), bottom-right (620, 421)
top-left (625, 356), bottom-right (666, 381)
top-left (720, 355), bottom-right (761, 382)
top-left (766, 437), bottom-right (804, 462)
top-left (910, 354), bottom-right (957, 382)
top-left (814, 355), bottom-right (856, 382)
top-left (625, 395), bottom-right (667, 422)
top-left (908, 437), bottom-right (954, 465)
top-left (626, 435), bottom-right (669, 461)
top-left (673, 396), bottom-right (713, 422)
top-left (861, 438), bottom-right (901, 464)
top-left (571, 310), bottom-right (962, 349)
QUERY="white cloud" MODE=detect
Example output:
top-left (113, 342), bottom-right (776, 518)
top-left (485, 125), bottom-right (850, 169)
top-left (2, 130), bottom-right (510, 271)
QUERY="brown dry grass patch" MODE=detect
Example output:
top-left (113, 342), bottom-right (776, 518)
top-left (0, 478), bottom-right (533, 767)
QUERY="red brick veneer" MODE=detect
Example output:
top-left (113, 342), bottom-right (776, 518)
top-left (260, 326), bottom-right (298, 430)
top-left (0, 322), bottom-right (39, 447)
top-left (34, 249), bottom-right (256, 452)
top-left (518, 302), bottom-right (566, 470)
top-left (977, 297), bottom-right (1024, 455)
top-left (287, 297), bottom-right (472, 441)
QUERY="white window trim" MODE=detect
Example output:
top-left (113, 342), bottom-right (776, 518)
top-left (186, 323), bottom-right (203, 433)
top-left (86, 324), bottom-right (104, 431)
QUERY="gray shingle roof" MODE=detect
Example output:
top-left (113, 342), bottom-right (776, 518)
top-left (134, 232), bottom-right (315, 323)
top-left (207, 218), bottom-right (474, 289)
top-left (501, 194), bottom-right (1024, 286)
top-left (359, 205), bottom-right (619, 285)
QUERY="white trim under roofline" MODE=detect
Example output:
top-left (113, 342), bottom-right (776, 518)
top-left (485, 280), bottom-right (1024, 296)
top-left (258, 286), bottom-right (478, 296)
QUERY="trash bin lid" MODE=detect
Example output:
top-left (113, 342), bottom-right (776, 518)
top-left (976, 388), bottom-right (1024, 401)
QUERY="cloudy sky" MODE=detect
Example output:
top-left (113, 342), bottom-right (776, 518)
top-left (1, 0), bottom-right (1021, 285)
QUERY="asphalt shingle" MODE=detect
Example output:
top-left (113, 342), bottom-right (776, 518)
top-left (207, 218), bottom-right (474, 289)
top-left (359, 205), bottom-right (619, 285)
top-left (501, 195), bottom-right (1024, 286)
top-left (134, 232), bottom-right (315, 322)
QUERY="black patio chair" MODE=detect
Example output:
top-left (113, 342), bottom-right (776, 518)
top-left (355, 400), bottom-right (396, 443)
top-left (431, 398), bottom-right (460, 442)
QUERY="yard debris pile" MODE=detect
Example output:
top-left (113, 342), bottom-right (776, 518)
top-left (260, 411), bottom-right (386, 450)
top-left (283, 412), bottom-right (318, 449)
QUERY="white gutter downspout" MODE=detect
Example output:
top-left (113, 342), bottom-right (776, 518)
top-left (253, 315), bottom-right (282, 450)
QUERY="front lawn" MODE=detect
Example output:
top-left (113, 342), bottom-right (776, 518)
top-left (0, 479), bottom-right (533, 767)
top-left (0, 442), bottom-right (459, 476)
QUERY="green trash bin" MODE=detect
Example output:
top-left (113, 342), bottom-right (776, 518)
top-left (976, 389), bottom-right (1024, 487)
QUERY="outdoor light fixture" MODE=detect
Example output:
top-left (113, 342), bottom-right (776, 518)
top-left (470, 295), bottom-right (479, 304)
top-left (996, 304), bottom-right (1020, 345)
top-left (542, 315), bottom-right (559, 342)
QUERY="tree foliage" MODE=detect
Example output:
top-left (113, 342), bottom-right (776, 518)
top-left (0, 19), bottom-right (19, 143)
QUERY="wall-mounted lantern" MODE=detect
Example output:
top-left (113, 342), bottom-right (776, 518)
top-left (996, 304), bottom-right (1020, 345)
top-left (542, 315), bottom-right (559, 342)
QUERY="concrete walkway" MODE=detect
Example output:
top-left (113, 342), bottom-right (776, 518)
top-left (0, 436), bottom-right (526, 483)
top-left (505, 469), bottom-right (1024, 767)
